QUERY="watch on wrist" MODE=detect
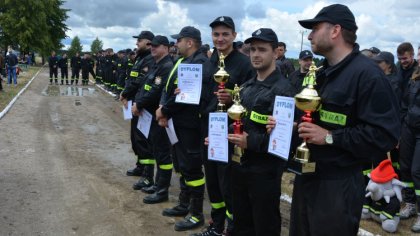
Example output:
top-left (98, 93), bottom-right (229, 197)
top-left (325, 132), bottom-right (333, 145)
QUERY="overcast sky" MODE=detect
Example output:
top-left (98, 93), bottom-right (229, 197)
top-left (62, 0), bottom-right (420, 58)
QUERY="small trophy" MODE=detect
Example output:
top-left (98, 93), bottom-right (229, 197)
top-left (288, 62), bottom-right (321, 175)
top-left (213, 53), bottom-right (230, 112)
top-left (227, 84), bottom-right (246, 163)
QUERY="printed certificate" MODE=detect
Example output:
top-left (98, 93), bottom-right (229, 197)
top-left (208, 112), bottom-right (229, 163)
top-left (268, 96), bottom-right (295, 160)
top-left (175, 64), bottom-right (202, 105)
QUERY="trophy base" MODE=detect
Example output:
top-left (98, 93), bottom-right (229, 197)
top-left (288, 159), bottom-right (316, 175)
top-left (231, 145), bottom-right (243, 163)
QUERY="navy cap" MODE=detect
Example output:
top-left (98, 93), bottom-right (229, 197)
top-left (209, 16), bottom-right (235, 31)
top-left (299, 50), bottom-right (314, 59)
top-left (368, 47), bottom-right (381, 54)
top-left (244, 28), bottom-right (278, 44)
top-left (372, 51), bottom-right (394, 65)
top-left (171, 26), bottom-right (201, 41)
top-left (298, 4), bottom-right (358, 31)
top-left (151, 35), bottom-right (170, 46)
top-left (133, 30), bottom-right (155, 41)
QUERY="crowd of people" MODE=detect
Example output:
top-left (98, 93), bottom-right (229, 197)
top-left (42, 3), bottom-right (420, 235)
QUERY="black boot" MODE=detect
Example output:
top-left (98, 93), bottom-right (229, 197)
top-left (162, 181), bottom-right (190, 217)
top-left (143, 188), bottom-right (169, 204)
top-left (132, 164), bottom-right (154, 190)
top-left (126, 165), bottom-right (143, 176)
top-left (49, 78), bottom-right (53, 85)
top-left (174, 197), bottom-right (204, 231)
top-left (190, 225), bottom-right (223, 236)
top-left (55, 79), bottom-right (58, 84)
top-left (141, 185), bottom-right (157, 194)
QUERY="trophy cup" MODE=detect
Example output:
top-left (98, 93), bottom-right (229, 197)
top-left (227, 84), bottom-right (246, 163)
top-left (288, 62), bottom-right (321, 175)
top-left (213, 53), bottom-right (230, 112)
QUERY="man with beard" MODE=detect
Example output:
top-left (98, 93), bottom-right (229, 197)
top-left (286, 4), bottom-right (400, 235)
top-left (120, 31), bottom-right (156, 190)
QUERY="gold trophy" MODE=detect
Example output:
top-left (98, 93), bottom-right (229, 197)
top-left (288, 62), bottom-right (321, 175)
top-left (213, 53), bottom-right (230, 112)
top-left (227, 84), bottom-right (246, 163)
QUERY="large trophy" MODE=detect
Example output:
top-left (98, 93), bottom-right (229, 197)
top-left (213, 53), bottom-right (230, 112)
top-left (288, 62), bottom-right (321, 175)
top-left (227, 84), bottom-right (246, 163)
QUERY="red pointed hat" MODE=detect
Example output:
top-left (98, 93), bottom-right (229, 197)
top-left (370, 159), bottom-right (398, 183)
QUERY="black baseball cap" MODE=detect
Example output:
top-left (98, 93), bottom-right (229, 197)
top-left (299, 50), bottom-right (314, 59)
top-left (368, 47), bottom-right (381, 54)
top-left (244, 28), bottom-right (278, 44)
top-left (171, 26), bottom-right (201, 41)
top-left (298, 4), bottom-right (358, 31)
top-left (209, 16), bottom-right (235, 31)
top-left (372, 51), bottom-right (394, 65)
top-left (133, 30), bottom-right (155, 41)
top-left (151, 35), bottom-right (170, 46)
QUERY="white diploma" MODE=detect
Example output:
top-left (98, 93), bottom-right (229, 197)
top-left (175, 64), bottom-right (202, 105)
top-left (137, 109), bottom-right (152, 138)
top-left (268, 96), bottom-right (295, 160)
top-left (122, 100), bottom-right (133, 120)
top-left (208, 112), bottom-right (229, 163)
top-left (165, 118), bottom-right (178, 145)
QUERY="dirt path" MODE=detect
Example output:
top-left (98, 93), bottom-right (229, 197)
top-left (0, 68), bottom-right (204, 236)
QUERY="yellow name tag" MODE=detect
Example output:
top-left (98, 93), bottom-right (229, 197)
top-left (250, 111), bottom-right (269, 124)
top-left (319, 109), bottom-right (347, 126)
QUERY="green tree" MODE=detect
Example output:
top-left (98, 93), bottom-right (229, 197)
top-left (0, 0), bottom-right (68, 56)
top-left (90, 37), bottom-right (103, 55)
top-left (67, 36), bottom-right (83, 58)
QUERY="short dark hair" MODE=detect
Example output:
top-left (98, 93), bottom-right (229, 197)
top-left (277, 42), bottom-right (286, 49)
top-left (342, 28), bottom-right (357, 45)
top-left (397, 42), bottom-right (414, 55)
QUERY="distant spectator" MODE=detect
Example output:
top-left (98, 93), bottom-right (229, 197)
top-left (5, 47), bottom-right (18, 86)
top-left (372, 51), bottom-right (400, 100)
top-left (200, 44), bottom-right (211, 58)
top-left (417, 46), bottom-right (420, 62)
top-left (0, 53), bottom-right (4, 91)
top-left (368, 47), bottom-right (381, 57)
top-left (396, 42), bottom-right (417, 97)
top-left (360, 48), bottom-right (373, 58)
top-left (275, 42), bottom-right (295, 78)
top-left (26, 54), bottom-right (32, 66)
top-left (238, 42), bottom-right (250, 57)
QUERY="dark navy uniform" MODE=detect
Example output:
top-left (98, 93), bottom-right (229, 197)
top-left (58, 56), bottom-right (68, 85)
top-left (232, 68), bottom-right (295, 236)
top-left (70, 55), bottom-right (81, 85)
top-left (48, 55), bottom-right (59, 84)
top-left (200, 47), bottom-right (255, 233)
top-left (290, 45), bottom-right (400, 236)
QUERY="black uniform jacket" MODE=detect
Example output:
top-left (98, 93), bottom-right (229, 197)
top-left (70, 56), bottom-right (81, 69)
top-left (401, 66), bottom-right (420, 130)
top-left (311, 44), bottom-right (400, 173)
top-left (122, 50), bottom-right (154, 100)
top-left (160, 50), bottom-right (208, 129)
top-left (48, 56), bottom-right (58, 68)
top-left (135, 55), bottom-right (174, 115)
top-left (58, 57), bottom-right (68, 69)
top-left (240, 68), bottom-right (296, 160)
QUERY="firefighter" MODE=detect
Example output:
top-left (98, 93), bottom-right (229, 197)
top-left (222, 28), bottom-right (295, 236)
top-left (70, 52), bottom-right (81, 85)
top-left (286, 4), bottom-right (400, 235)
top-left (120, 31), bottom-right (155, 190)
top-left (95, 50), bottom-right (104, 84)
top-left (116, 50), bottom-right (127, 96)
top-left (131, 35), bottom-right (174, 204)
top-left (58, 53), bottom-right (69, 85)
top-left (48, 51), bottom-right (59, 85)
top-left (156, 26), bottom-right (208, 231)
top-left (80, 53), bottom-right (91, 86)
top-left (195, 16), bottom-right (255, 236)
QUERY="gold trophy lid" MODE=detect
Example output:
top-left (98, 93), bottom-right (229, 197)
top-left (227, 84), bottom-right (246, 120)
top-left (295, 61), bottom-right (322, 112)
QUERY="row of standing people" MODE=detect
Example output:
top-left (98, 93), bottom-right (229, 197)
top-left (115, 3), bottom-right (407, 236)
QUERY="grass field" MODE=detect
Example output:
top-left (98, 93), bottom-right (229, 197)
top-left (0, 66), bottom-right (41, 112)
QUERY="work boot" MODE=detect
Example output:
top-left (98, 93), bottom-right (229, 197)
top-left (55, 79), bottom-right (58, 84)
top-left (126, 166), bottom-right (143, 176)
top-left (132, 177), bottom-right (153, 190)
top-left (400, 202), bottom-right (417, 219)
top-left (174, 197), bottom-right (204, 231)
top-left (190, 225), bottom-right (222, 236)
top-left (162, 190), bottom-right (190, 217)
top-left (141, 185), bottom-right (157, 194)
top-left (175, 215), bottom-right (204, 231)
top-left (143, 188), bottom-right (168, 204)
top-left (412, 214), bottom-right (420, 232)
